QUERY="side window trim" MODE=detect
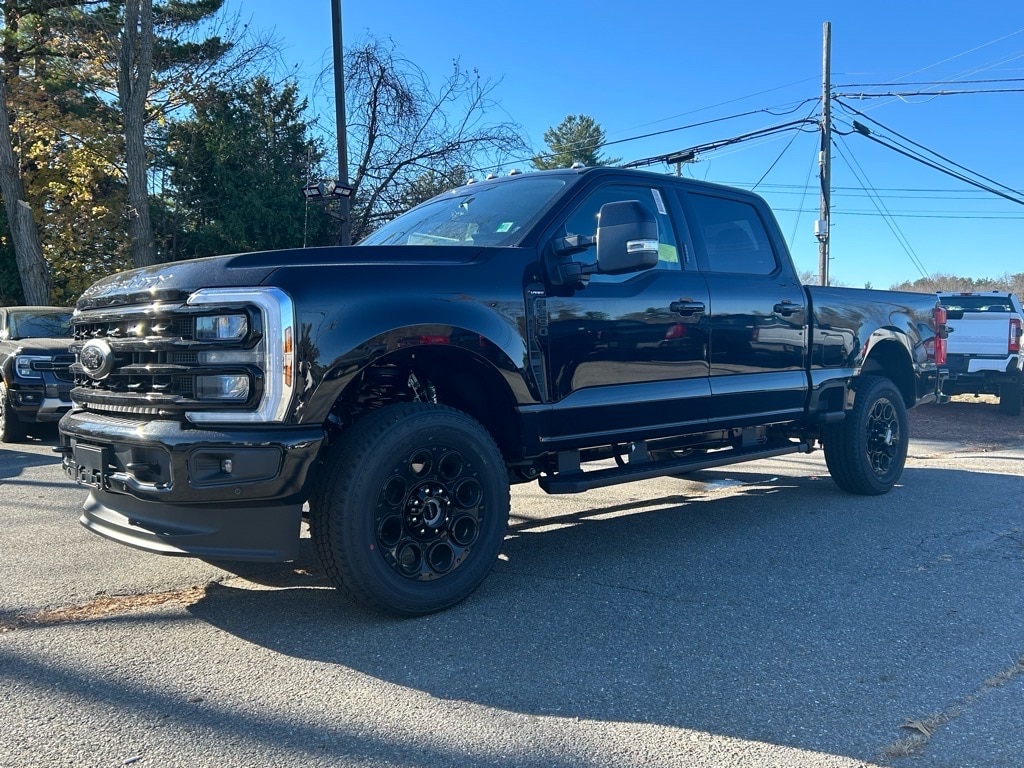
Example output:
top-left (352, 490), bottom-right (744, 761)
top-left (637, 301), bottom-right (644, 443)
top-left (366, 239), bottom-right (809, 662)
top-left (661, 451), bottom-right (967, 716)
top-left (663, 185), bottom-right (698, 271)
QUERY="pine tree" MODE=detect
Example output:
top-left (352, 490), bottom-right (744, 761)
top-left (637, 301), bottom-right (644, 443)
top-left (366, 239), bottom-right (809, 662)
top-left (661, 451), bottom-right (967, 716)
top-left (531, 114), bottom-right (620, 170)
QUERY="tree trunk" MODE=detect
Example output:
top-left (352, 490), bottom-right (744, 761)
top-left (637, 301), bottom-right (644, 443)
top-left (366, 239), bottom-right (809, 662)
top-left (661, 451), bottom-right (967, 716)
top-left (0, 69), bottom-right (50, 304)
top-left (118, 0), bottom-right (156, 268)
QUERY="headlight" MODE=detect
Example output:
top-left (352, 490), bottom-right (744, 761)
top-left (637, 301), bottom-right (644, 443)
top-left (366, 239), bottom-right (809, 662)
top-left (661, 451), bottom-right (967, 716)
top-left (195, 375), bottom-right (250, 401)
top-left (14, 355), bottom-right (49, 379)
top-left (185, 287), bottom-right (295, 423)
top-left (195, 314), bottom-right (248, 341)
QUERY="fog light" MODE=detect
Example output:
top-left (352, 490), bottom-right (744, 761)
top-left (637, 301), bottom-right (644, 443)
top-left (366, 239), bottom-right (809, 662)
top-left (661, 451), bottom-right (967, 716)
top-left (195, 375), bottom-right (249, 401)
top-left (195, 314), bottom-right (247, 341)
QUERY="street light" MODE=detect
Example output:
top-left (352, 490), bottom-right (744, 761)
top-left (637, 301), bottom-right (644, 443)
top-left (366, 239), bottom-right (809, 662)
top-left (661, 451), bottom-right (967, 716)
top-left (301, 180), bottom-right (353, 199)
top-left (301, 179), bottom-right (355, 247)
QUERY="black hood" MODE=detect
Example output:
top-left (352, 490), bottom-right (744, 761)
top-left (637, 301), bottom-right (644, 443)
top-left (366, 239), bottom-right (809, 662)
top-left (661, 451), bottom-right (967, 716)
top-left (3, 336), bottom-right (73, 355)
top-left (76, 254), bottom-right (279, 310)
top-left (76, 245), bottom-right (484, 311)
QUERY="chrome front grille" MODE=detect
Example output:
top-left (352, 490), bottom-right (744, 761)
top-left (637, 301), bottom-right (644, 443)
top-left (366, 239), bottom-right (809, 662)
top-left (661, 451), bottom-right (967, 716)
top-left (73, 315), bottom-right (194, 342)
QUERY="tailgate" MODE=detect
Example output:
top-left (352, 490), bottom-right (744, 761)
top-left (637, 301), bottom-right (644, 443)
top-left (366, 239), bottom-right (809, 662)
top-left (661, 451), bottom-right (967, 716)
top-left (946, 312), bottom-right (1011, 357)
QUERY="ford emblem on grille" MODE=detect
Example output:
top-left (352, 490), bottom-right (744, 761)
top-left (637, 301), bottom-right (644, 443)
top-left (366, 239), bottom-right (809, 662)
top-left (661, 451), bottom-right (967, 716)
top-left (80, 339), bottom-right (115, 379)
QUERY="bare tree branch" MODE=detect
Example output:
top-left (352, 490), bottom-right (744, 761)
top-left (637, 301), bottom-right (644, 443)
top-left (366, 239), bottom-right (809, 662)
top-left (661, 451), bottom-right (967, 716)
top-left (313, 36), bottom-right (527, 242)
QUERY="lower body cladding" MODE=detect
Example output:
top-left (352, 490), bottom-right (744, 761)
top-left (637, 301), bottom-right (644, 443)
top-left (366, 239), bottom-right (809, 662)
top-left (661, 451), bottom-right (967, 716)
top-left (58, 410), bottom-right (324, 561)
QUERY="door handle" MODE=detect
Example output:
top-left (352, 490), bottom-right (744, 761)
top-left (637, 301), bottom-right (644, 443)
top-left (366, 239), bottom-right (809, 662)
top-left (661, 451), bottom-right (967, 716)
top-left (670, 300), bottom-right (706, 316)
top-left (773, 301), bottom-right (801, 316)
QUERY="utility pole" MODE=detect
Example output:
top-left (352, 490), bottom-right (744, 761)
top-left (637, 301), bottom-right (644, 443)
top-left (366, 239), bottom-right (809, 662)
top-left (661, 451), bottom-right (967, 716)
top-left (817, 21), bottom-right (831, 286)
top-left (331, 0), bottom-right (352, 246)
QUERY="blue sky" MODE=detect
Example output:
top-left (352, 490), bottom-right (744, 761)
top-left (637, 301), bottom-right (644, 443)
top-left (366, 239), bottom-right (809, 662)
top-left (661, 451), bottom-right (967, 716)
top-left (231, 1), bottom-right (1024, 289)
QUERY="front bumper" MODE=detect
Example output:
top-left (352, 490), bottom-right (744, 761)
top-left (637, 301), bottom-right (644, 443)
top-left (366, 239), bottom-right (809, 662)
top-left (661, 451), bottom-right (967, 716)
top-left (79, 488), bottom-right (304, 561)
top-left (58, 409), bottom-right (325, 560)
top-left (8, 380), bottom-right (72, 423)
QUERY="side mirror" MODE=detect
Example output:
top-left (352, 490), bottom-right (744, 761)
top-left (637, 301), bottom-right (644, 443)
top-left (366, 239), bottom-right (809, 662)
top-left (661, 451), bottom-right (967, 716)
top-left (595, 200), bottom-right (659, 275)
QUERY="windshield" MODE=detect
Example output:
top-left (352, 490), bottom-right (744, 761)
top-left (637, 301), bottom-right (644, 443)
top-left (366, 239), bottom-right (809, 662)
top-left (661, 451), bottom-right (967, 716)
top-left (9, 310), bottom-right (73, 339)
top-left (359, 176), bottom-right (567, 247)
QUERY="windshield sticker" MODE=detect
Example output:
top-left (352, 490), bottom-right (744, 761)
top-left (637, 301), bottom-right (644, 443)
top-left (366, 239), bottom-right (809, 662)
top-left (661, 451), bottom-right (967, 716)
top-left (497, 222), bottom-right (514, 233)
top-left (651, 189), bottom-right (667, 216)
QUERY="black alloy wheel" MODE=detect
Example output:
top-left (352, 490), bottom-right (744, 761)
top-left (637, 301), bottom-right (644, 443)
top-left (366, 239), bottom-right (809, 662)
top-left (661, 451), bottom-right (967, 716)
top-left (311, 403), bottom-right (509, 616)
top-left (823, 375), bottom-right (909, 495)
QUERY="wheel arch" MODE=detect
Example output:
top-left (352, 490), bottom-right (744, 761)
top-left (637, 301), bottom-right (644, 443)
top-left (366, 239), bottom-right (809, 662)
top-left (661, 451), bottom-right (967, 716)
top-left (312, 343), bottom-right (524, 475)
top-left (860, 336), bottom-right (915, 407)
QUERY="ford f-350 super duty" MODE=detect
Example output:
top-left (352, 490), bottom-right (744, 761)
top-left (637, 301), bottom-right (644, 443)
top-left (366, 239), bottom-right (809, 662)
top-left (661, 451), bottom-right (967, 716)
top-left (59, 167), bottom-right (948, 614)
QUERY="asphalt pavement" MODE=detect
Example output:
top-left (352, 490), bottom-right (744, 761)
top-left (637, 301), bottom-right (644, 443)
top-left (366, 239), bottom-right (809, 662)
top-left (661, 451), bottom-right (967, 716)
top-left (1, 427), bottom-right (1022, 767)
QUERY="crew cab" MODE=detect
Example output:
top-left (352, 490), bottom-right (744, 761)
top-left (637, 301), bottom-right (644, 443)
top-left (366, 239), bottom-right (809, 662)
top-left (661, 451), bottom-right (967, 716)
top-left (0, 305), bottom-right (74, 442)
top-left (58, 167), bottom-right (947, 615)
top-left (936, 291), bottom-right (1024, 415)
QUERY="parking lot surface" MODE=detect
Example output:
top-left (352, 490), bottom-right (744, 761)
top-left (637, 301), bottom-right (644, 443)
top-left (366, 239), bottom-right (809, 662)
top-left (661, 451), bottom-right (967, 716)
top-left (1, 414), bottom-right (1022, 767)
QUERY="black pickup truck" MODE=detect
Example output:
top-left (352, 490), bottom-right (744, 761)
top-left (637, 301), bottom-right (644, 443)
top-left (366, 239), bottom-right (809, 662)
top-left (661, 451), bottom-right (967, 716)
top-left (0, 305), bottom-right (74, 442)
top-left (58, 167), bottom-right (947, 614)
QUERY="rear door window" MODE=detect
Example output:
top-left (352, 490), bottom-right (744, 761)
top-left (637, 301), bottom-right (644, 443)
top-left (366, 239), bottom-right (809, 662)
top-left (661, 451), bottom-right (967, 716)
top-left (687, 193), bottom-right (778, 276)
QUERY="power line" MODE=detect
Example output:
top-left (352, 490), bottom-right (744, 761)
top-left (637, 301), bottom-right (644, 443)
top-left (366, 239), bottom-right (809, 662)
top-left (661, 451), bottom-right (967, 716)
top-left (466, 101), bottom-right (818, 176)
top-left (847, 29), bottom-right (1024, 112)
top-left (607, 78), bottom-right (820, 135)
top-left (772, 208), bottom-right (1024, 220)
top-left (600, 100), bottom-right (816, 151)
top-left (755, 188), bottom-right (1017, 202)
top-left (621, 118), bottom-right (818, 169)
top-left (732, 181), bottom-right (1007, 195)
top-left (787, 139), bottom-right (820, 247)
top-left (883, 26), bottom-right (1024, 84)
top-left (752, 102), bottom-right (820, 190)
top-left (842, 123), bottom-right (1024, 207)
top-left (834, 76), bottom-right (1024, 88)
top-left (832, 135), bottom-right (930, 279)
top-left (835, 87), bottom-right (1024, 98)
top-left (835, 100), bottom-right (1024, 200)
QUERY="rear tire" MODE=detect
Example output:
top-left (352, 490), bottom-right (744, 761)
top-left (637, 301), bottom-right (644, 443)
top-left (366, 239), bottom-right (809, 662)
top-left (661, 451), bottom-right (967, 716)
top-left (998, 381), bottom-right (1022, 416)
top-left (0, 383), bottom-right (26, 444)
top-left (310, 403), bottom-right (509, 616)
top-left (823, 376), bottom-right (908, 495)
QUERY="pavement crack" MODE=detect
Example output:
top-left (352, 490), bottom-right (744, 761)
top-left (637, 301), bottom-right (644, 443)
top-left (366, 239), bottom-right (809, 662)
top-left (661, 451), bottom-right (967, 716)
top-left (879, 654), bottom-right (1024, 762)
top-left (0, 584), bottom-right (211, 633)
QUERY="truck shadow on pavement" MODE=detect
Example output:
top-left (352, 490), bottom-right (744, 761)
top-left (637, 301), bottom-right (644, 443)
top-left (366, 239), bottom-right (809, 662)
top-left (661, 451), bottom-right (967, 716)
top-left (187, 464), bottom-right (1024, 764)
top-left (0, 441), bottom-right (62, 480)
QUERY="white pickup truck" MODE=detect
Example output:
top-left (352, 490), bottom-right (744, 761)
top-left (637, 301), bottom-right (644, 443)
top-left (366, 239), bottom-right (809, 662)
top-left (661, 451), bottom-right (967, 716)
top-left (937, 291), bottom-right (1024, 415)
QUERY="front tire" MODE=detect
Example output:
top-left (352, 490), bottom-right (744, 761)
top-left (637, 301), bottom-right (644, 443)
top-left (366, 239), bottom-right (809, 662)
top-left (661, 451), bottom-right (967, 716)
top-left (0, 383), bottom-right (26, 443)
top-left (310, 403), bottom-right (510, 616)
top-left (998, 380), bottom-right (1022, 416)
top-left (823, 376), bottom-right (909, 495)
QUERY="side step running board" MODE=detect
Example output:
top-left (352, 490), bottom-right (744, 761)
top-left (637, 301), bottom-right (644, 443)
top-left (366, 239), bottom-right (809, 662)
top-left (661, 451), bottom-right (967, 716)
top-left (539, 441), bottom-right (811, 494)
